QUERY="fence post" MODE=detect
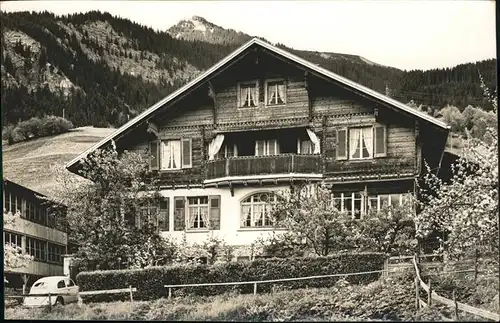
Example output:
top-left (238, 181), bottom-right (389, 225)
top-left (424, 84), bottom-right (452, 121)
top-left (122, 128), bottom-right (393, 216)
top-left (384, 258), bottom-right (389, 277)
top-left (453, 290), bottom-right (459, 320)
top-left (48, 292), bottom-right (52, 312)
top-left (414, 277), bottom-right (420, 311)
top-left (427, 279), bottom-right (432, 307)
top-left (168, 287), bottom-right (172, 299)
top-left (253, 282), bottom-right (257, 295)
top-left (129, 285), bottom-right (133, 303)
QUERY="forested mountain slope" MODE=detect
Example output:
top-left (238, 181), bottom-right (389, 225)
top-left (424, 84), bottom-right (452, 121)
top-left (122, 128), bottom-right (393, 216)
top-left (1, 10), bottom-right (496, 130)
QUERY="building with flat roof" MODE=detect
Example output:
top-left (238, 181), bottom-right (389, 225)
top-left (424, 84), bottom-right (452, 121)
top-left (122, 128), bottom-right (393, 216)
top-left (3, 179), bottom-right (68, 288)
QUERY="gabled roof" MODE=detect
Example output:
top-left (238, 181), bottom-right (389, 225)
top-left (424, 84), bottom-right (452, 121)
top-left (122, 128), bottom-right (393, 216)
top-left (66, 37), bottom-right (450, 172)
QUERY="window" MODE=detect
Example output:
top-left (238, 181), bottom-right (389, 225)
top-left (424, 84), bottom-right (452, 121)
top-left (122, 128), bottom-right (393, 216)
top-left (336, 124), bottom-right (387, 160)
top-left (349, 127), bottom-right (373, 160)
top-left (173, 196), bottom-right (221, 231)
top-left (216, 143), bottom-right (238, 159)
top-left (136, 198), bottom-right (169, 231)
top-left (48, 243), bottom-right (65, 264)
top-left (266, 79), bottom-right (286, 105)
top-left (333, 192), bottom-right (365, 219)
top-left (150, 139), bottom-right (192, 170)
top-left (26, 237), bottom-right (46, 261)
top-left (57, 280), bottom-right (66, 289)
top-left (255, 139), bottom-right (279, 156)
top-left (240, 192), bottom-right (276, 228)
top-left (298, 139), bottom-right (313, 154)
top-left (238, 81), bottom-right (258, 108)
top-left (67, 279), bottom-right (76, 287)
top-left (187, 197), bottom-right (209, 229)
top-left (366, 193), bottom-right (413, 212)
top-left (161, 140), bottom-right (181, 170)
top-left (4, 231), bottom-right (22, 248)
top-left (5, 192), bottom-right (13, 213)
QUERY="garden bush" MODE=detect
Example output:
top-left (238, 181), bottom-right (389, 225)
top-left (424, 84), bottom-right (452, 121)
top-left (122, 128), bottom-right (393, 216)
top-left (76, 252), bottom-right (386, 301)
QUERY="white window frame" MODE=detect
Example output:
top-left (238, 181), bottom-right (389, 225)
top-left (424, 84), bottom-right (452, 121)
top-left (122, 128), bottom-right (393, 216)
top-left (335, 192), bottom-right (365, 219)
top-left (264, 78), bottom-right (286, 106)
top-left (255, 139), bottom-right (279, 156)
top-left (237, 80), bottom-right (259, 108)
top-left (186, 196), bottom-right (209, 230)
top-left (159, 138), bottom-right (192, 170)
top-left (240, 192), bottom-right (276, 228)
top-left (297, 138), bottom-right (313, 154)
top-left (349, 127), bottom-right (374, 160)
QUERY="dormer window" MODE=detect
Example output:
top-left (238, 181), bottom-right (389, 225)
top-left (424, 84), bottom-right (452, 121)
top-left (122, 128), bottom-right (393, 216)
top-left (266, 79), bottom-right (286, 106)
top-left (238, 80), bottom-right (259, 108)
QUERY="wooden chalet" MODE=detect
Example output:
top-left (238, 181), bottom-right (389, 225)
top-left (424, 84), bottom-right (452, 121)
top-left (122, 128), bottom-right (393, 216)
top-left (66, 38), bottom-right (450, 250)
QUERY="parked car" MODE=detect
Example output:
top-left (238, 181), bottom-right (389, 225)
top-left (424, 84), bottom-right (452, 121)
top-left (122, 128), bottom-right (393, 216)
top-left (23, 276), bottom-right (79, 307)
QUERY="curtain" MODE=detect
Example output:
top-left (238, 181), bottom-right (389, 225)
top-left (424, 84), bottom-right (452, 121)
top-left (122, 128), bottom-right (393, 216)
top-left (306, 128), bottom-right (321, 154)
top-left (301, 140), bottom-right (312, 154)
top-left (349, 129), bottom-right (360, 159)
top-left (250, 86), bottom-right (258, 106)
top-left (162, 141), bottom-right (172, 169)
top-left (268, 85), bottom-right (276, 104)
top-left (362, 127), bottom-right (373, 158)
top-left (241, 205), bottom-right (251, 227)
top-left (241, 87), bottom-right (249, 106)
top-left (188, 206), bottom-right (197, 228)
top-left (254, 204), bottom-right (263, 226)
top-left (172, 140), bottom-right (181, 169)
top-left (208, 134), bottom-right (225, 160)
top-left (277, 84), bottom-right (285, 103)
top-left (200, 206), bottom-right (209, 228)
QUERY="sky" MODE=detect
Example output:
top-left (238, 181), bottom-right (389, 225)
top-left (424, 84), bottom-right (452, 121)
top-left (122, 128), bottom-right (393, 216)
top-left (0, 1), bottom-right (496, 71)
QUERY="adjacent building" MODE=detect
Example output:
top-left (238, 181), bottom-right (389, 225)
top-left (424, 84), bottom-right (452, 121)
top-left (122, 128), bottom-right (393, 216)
top-left (3, 179), bottom-right (68, 288)
top-left (65, 38), bottom-right (450, 255)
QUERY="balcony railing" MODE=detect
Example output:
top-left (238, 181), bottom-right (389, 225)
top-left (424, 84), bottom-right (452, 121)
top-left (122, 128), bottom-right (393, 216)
top-left (206, 154), bottom-right (322, 179)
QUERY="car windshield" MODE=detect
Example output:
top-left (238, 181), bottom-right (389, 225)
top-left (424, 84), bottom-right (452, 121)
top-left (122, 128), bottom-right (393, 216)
top-left (33, 282), bottom-right (46, 288)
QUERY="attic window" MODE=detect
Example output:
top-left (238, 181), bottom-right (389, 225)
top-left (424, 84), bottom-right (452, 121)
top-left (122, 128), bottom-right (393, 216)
top-left (266, 79), bottom-right (286, 105)
top-left (238, 81), bottom-right (258, 108)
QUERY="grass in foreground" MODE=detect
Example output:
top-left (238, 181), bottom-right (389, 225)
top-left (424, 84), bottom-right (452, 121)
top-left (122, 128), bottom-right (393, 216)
top-left (5, 275), bottom-right (417, 321)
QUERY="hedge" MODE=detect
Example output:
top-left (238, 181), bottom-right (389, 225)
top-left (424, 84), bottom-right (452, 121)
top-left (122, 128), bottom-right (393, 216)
top-left (76, 252), bottom-right (386, 301)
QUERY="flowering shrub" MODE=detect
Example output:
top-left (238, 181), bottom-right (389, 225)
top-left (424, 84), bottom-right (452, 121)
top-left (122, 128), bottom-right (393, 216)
top-left (3, 210), bottom-right (34, 283)
top-left (416, 77), bottom-right (498, 259)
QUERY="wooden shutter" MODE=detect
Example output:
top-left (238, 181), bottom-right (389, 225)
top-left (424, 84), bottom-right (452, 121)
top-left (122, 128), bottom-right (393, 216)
top-left (208, 195), bottom-right (221, 230)
top-left (173, 197), bottom-right (185, 231)
top-left (336, 128), bottom-right (348, 160)
top-left (149, 141), bottom-right (159, 170)
top-left (181, 138), bottom-right (192, 168)
top-left (158, 197), bottom-right (169, 231)
top-left (374, 124), bottom-right (387, 157)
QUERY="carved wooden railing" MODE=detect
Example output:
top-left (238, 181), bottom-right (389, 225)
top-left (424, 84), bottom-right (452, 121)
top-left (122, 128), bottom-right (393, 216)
top-left (324, 157), bottom-right (416, 176)
top-left (206, 154), bottom-right (322, 179)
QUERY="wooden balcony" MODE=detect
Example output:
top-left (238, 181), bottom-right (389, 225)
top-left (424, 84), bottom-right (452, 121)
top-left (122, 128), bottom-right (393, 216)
top-left (206, 154), bottom-right (322, 179)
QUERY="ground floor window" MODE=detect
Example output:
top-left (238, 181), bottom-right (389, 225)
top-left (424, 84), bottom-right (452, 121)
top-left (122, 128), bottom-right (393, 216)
top-left (48, 243), bottom-right (65, 264)
top-left (240, 192), bottom-right (276, 228)
top-left (187, 196), bottom-right (209, 229)
top-left (333, 192), bottom-right (413, 219)
top-left (4, 231), bottom-right (22, 248)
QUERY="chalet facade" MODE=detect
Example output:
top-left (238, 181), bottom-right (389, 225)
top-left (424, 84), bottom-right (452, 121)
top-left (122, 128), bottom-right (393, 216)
top-left (66, 38), bottom-right (450, 253)
top-left (3, 179), bottom-right (68, 288)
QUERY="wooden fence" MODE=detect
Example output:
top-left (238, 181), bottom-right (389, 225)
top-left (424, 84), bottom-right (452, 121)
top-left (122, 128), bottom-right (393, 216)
top-left (164, 268), bottom-right (396, 298)
top-left (4, 286), bottom-right (137, 311)
top-left (412, 256), bottom-right (499, 321)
